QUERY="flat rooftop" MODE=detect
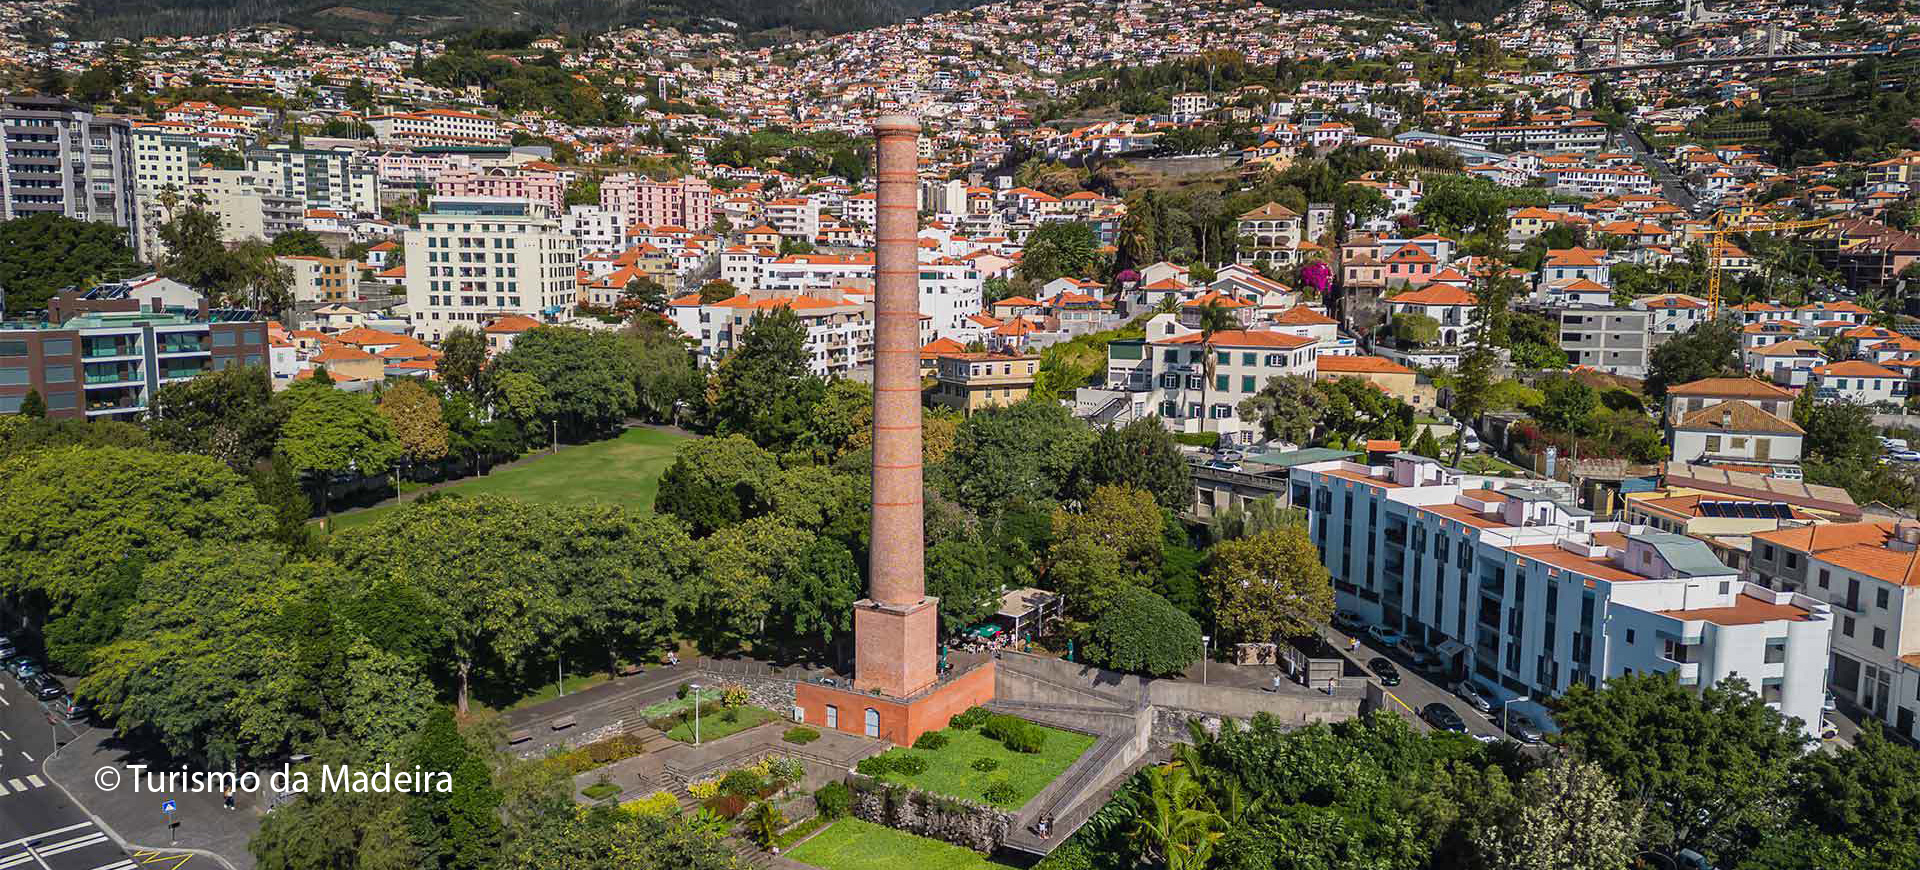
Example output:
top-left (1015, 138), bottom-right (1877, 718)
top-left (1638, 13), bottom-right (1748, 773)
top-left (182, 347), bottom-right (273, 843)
top-left (1655, 595), bottom-right (1812, 627)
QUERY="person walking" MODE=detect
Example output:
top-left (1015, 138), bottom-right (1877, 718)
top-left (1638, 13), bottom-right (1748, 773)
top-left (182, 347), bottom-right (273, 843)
top-left (224, 788), bottom-right (236, 811)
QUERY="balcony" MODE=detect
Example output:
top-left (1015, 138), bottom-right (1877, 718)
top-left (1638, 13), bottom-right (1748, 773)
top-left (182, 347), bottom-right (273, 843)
top-left (83, 342), bottom-right (141, 359)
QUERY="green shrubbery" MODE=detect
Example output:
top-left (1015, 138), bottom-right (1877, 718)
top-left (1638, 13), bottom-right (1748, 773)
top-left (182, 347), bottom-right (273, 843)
top-left (548, 733), bottom-right (646, 775)
top-left (784, 726), bottom-right (821, 745)
top-left (981, 714), bottom-right (1047, 753)
top-left (813, 781), bottom-right (852, 820)
top-left (982, 780), bottom-right (1019, 805)
top-left (914, 730), bottom-right (950, 750)
top-left (971, 757), bottom-right (999, 772)
top-left (949, 706), bottom-right (991, 730)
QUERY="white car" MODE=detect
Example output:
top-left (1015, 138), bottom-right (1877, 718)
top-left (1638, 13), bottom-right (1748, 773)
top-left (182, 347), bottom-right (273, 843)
top-left (1820, 718), bottom-right (1839, 740)
top-left (1366, 624), bottom-right (1404, 647)
top-left (1889, 450), bottom-right (1920, 463)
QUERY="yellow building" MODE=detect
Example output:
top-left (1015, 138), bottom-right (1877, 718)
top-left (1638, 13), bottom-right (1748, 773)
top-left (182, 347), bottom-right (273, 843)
top-left (930, 353), bottom-right (1038, 414)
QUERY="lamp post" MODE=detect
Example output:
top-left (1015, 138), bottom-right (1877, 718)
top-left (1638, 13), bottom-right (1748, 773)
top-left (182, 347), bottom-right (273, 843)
top-left (1201, 635), bottom-right (1211, 685)
top-left (1502, 694), bottom-right (1530, 734)
top-left (690, 682), bottom-right (702, 746)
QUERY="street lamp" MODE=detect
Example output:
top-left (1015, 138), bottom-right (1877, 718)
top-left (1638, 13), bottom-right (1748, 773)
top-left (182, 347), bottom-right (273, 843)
top-left (1201, 635), bottom-right (1211, 685)
top-left (1502, 694), bottom-right (1531, 734)
top-left (689, 682), bottom-right (703, 746)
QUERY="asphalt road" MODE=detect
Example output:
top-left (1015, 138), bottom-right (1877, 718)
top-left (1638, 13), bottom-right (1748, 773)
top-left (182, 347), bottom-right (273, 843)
top-left (1328, 627), bottom-right (1517, 744)
top-left (1620, 128), bottom-right (1701, 213)
top-left (0, 673), bottom-right (138, 870)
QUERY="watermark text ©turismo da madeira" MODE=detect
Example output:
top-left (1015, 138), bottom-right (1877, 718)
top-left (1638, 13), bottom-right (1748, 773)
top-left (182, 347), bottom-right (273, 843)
top-left (94, 764), bottom-right (453, 795)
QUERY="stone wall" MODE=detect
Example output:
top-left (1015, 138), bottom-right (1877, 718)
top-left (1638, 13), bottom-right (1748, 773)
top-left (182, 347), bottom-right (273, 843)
top-left (846, 774), bottom-right (1014, 854)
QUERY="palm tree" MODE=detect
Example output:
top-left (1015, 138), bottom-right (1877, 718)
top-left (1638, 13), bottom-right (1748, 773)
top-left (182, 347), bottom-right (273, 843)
top-left (745, 800), bottom-right (786, 849)
top-left (1127, 762), bottom-right (1225, 870)
top-left (1194, 300), bottom-right (1238, 440)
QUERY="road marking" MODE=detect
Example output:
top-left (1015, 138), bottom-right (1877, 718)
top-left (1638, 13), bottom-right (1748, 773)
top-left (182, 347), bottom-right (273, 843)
top-left (0, 782), bottom-right (8, 796)
top-left (88, 861), bottom-right (137, 870)
top-left (0, 821), bottom-right (92, 849)
top-left (132, 853), bottom-right (191, 869)
top-left (24, 775), bottom-right (42, 787)
top-left (37, 832), bottom-right (111, 856)
top-left (19, 753), bottom-right (30, 762)
top-left (0, 729), bottom-right (9, 739)
top-left (5, 779), bottom-right (23, 791)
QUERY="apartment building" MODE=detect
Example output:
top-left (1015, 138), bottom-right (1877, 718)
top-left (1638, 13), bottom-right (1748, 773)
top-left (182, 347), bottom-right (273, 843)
top-left (1748, 522), bottom-right (1920, 742)
top-left (1235, 202), bottom-right (1303, 266)
top-left (136, 167), bottom-right (304, 262)
top-left (681, 292), bottom-right (874, 376)
top-left (1087, 315), bottom-right (1319, 446)
top-left (599, 174), bottom-right (714, 231)
top-left (765, 198), bottom-right (821, 240)
top-left (1, 95), bottom-right (137, 238)
top-left (0, 309), bottom-right (267, 419)
top-left (1459, 118), bottom-right (1609, 152)
top-left (931, 353), bottom-right (1038, 414)
top-left (747, 253), bottom-right (983, 342)
top-left (1295, 452), bottom-right (1832, 736)
top-left (244, 146), bottom-right (380, 217)
top-left (1810, 360), bottom-right (1906, 406)
top-left (130, 124), bottom-right (200, 193)
top-left (432, 167), bottom-right (564, 214)
top-left (367, 109), bottom-right (507, 146)
top-left (279, 255), bottom-right (357, 304)
top-left (1557, 306), bottom-right (1650, 376)
top-left (403, 197), bottom-right (580, 343)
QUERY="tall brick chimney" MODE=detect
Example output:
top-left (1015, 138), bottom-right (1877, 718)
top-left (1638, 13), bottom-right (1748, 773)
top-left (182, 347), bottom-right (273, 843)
top-left (853, 114), bottom-right (939, 700)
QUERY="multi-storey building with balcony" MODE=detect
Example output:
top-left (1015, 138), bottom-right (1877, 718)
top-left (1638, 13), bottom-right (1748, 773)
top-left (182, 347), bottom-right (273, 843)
top-left (1077, 314), bottom-right (1319, 446)
top-left (1294, 451), bottom-right (1833, 736)
top-left (1, 95), bottom-right (137, 240)
top-left (675, 292), bottom-right (873, 376)
top-left (931, 353), bottom-right (1038, 414)
top-left (1557, 306), bottom-right (1651, 376)
top-left (0, 307), bottom-right (267, 419)
top-left (1748, 522), bottom-right (1920, 742)
top-left (244, 146), bottom-right (380, 217)
top-left (599, 174), bottom-right (714, 232)
top-left (403, 197), bottom-right (580, 343)
top-left (1235, 202), bottom-right (1303, 266)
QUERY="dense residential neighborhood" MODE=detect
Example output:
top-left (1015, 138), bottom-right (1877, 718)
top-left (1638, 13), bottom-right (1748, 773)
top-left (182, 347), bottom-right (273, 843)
top-left (0, 0), bottom-right (1918, 869)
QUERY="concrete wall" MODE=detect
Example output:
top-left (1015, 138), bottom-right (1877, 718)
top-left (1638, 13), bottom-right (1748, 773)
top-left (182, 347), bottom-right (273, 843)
top-left (1148, 681), bottom-right (1360, 725)
top-left (994, 652), bottom-right (1361, 727)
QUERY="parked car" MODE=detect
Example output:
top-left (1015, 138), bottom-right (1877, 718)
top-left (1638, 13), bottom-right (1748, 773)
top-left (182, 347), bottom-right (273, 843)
top-left (1397, 639), bottom-right (1440, 670)
top-left (1882, 437), bottom-right (1910, 452)
top-left (1215, 450), bottom-right (1245, 463)
top-left (1888, 449), bottom-right (1920, 463)
top-left (1504, 714), bottom-right (1545, 744)
top-left (61, 696), bottom-right (90, 721)
top-left (1676, 848), bottom-right (1718, 870)
top-left (29, 674), bottom-right (63, 701)
top-left (0, 638), bottom-right (16, 659)
top-left (1452, 682), bottom-right (1494, 714)
top-left (1819, 718), bottom-right (1839, 740)
top-left (1368, 657), bottom-right (1401, 686)
top-left (1421, 702), bottom-right (1467, 733)
top-left (1333, 610), bottom-right (1366, 631)
top-left (1824, 691), bottom-right (1837, 712)
top-left (6, 655), bottom-right (40, 681)
top-left (1205, 461), bottom-right (1244, 472)
top-left (1366, 624), bottom-right (1404, 647)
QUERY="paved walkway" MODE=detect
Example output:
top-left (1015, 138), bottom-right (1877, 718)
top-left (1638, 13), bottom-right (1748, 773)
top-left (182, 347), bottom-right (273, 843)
top-left (44, 728), bottom-right (258, 869)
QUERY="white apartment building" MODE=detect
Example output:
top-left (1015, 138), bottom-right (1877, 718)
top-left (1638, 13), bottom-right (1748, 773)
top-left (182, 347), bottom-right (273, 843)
top-left (403, 197), bottom-right (579, 343)
top-left (1295, 452), bottom-right (1833, 737)
top-left (1810, 360), bottom-right (1906, 406)
top-left (743, 252), bottom-right (983, 341)
top-left (1459, 119), bottom-right (1609, 152)
top-left (135, 167), bottom-right (303, 262)
top-left (368, 109), bottom-right (507, 146)
top-left (562, 206), bottom-right (627, 254)
top-left (131, 125), bottom-right (200, 193)
top-left (1749, 522), bottom-right (1920, 742)
top-left (1078, 314), bottom-right (1319, 446)
top-left (765, 198), bottom-right (821, 240)
top-left (668, 292), bottom-right (874, 375)
top-left (2, 95), bottom-right (138, 238)
top-left (245, 146), bottom-right (380, 217)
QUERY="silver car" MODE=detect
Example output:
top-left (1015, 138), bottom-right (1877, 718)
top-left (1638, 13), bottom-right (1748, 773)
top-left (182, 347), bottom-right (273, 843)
top-left (1452, 682), bottom-right (1494, 714)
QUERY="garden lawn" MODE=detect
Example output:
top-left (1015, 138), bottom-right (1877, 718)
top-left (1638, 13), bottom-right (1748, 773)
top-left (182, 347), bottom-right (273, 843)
top-left (879, 722), bottom-right (1095, 810)
top-left (786, 819), bottom-right (1015, 870)
top-left (325, 426), bottom-right (689, 532)
top-left (665, 706), bottom-right (781, 743)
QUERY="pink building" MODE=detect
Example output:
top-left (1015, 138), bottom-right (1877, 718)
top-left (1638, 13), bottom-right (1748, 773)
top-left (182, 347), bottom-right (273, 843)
top-left (431, 167), bottom-right (564, 213)
top-left (599, 174), bottom-right (715, 232)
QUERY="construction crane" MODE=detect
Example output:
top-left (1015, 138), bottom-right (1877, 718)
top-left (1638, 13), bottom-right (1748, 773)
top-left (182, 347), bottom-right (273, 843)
top-left (1700, 209), bottom-right (1834, 317)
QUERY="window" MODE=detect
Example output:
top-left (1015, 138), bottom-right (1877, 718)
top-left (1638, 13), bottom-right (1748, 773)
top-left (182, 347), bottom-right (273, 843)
top-left (1818, 569), bottom-right (1830, 589)
top-left (43, 339), bottom-right (72, 356)
top-left (46, 392), bottom-right (75, 411)
top-left (1624, 629), bottom-right (1635, 644)
top-left (1877, 588), bottom-right (1890, 609)
top-left (1705, 435), bottom-right (1722, 453)
top-left (1842, 616), bottom-right (1855, 637)
top-left (825, 705), bottom-right (837, 729)
top-left (44, 364), bottom-right (72, 383)
top-left (1240, 352), bottom-right (1256, 365)
top-left (0, 340), bottom-right (27, 357)
top-left (1241, 375), bottom-right (1256, 393)
top-left (0, 367), bottom-right (27, 386)
top-left (1873, 627), bottom-right (1886, 649)
top-left (1786, 553), bottom-right (1800, 569)
top-left (863, 708), bottom-right (879, 738)
top-left (1216, 375), bottom-right (1229, 392)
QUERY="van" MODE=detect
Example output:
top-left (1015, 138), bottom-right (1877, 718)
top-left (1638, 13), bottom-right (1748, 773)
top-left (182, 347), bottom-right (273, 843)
top-left (1882, 437), bottom-right (1909, 452)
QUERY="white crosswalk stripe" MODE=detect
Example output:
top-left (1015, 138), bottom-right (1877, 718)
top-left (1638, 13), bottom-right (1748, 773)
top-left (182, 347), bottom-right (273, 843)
top-left (89, 862), bottom-right (138, 870)
top-left (24, 775), bottom-right (43, 787)
top-left (4, 779), bottom-right (22, 791)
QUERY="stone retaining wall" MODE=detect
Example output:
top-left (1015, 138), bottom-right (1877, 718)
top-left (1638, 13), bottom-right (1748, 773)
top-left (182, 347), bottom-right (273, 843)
top-left (846, 774), bottom-right (1014, 854)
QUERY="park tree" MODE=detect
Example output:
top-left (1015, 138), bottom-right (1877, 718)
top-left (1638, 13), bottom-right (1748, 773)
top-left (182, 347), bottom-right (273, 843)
top-left (41, 556), bottom-right (142, 674)
top-left (0, 446), bottom-right (271, 608)
top-left (1473, 757), bottom-right (1643, 870)
top-left (698, 280), bottom-right (737, 304)
top-left (149, 364), bottom-right (287, 471)
top-left (655, 434), bottom-right (781, 536)
top-left (332, 496), bottom-right (574, 713)
top-left (1208, 524), bottom-right (1334, 643)
top-left (1550, 672), bottom-right (1807, 864)
top-left (405, 708), bottom-right (503, 870)
top-left (1392, 312), bottom-right (1441, 347)
top-left (251, 453), bottom-right (315, 549)
top-left (379, 380), bottom-right (452, 466)
top-left (1069, 417), bottom-right (1195, 511)
top-left (925, 535), bottom-right (1004, 637)
top-left (1017, 221), bottom-right (1100, 283)
top-left (560, 508), bottom-right (696, 675)
top-left (18, 390), bottom-right (44, 419)
top-left (710, 306), bottom-right (826, 450)
top-left (1319, 376), bottom-right (1416, 447)
top-left (496, 804), bottom-right (737, 870)
top-left (489, 326), bottom-right (637, 439)
top-left (623, 320), bottom-right (702, 424)
top-left (769, 464), bottom-right (868, 544)
top-left (1785, 723), bottom-right (1920, 868)
top-left (1051, 485), bottom-right (1165, 616)
top-left (799, 377), bottom-right (873, 462)
top-left (1409, 426), bottom-right (1443, 459)
top-left (621, 275), bottom-right (671, 313)
top-left (438, 327), bottom-right (488, 396)
top-left (250, 758), bottom-right (414, 870)
top-left (0, 213), bottom-right (144, 311)
top-left (1237, 374), bottom-right (1326, 444)
top-left (771, 537), bottom-right (860, 650)
top-left (948, 399), bottom-right (1096, 514)
top-left (1644, 321), bottom-right (1739, 404)
top-left (277, 380), bottom-right (403, 480)
top-left (1082, 587), bottom-right (1203, 677)
top-left (692, 515), bottom-right (816, 647)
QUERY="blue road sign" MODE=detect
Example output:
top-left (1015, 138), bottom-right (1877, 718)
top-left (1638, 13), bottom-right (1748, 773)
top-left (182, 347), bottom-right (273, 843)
top-left (161, 799), bottom-right (177, 814)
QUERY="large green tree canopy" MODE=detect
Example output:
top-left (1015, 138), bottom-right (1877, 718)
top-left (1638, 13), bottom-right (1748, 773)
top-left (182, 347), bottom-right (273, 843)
top-left (0, 213), bottom-right (144, 312)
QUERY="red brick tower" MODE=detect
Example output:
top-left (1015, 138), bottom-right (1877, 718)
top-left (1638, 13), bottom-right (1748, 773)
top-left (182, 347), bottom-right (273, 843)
top-left (853, 114), bottom-right (941, 699)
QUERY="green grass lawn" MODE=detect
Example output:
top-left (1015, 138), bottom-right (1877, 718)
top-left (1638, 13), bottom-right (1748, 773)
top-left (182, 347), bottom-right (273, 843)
top-left (876, 723), bottom-right (1096, 810)
top-left (324, 426), bottom-right (690, 532)
top-left (666, 706), bottom-right (781, 743)
top-left (787, 819), bottom-right (1015, 870)
top-left (503, 671), bottom-right (617, 712)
